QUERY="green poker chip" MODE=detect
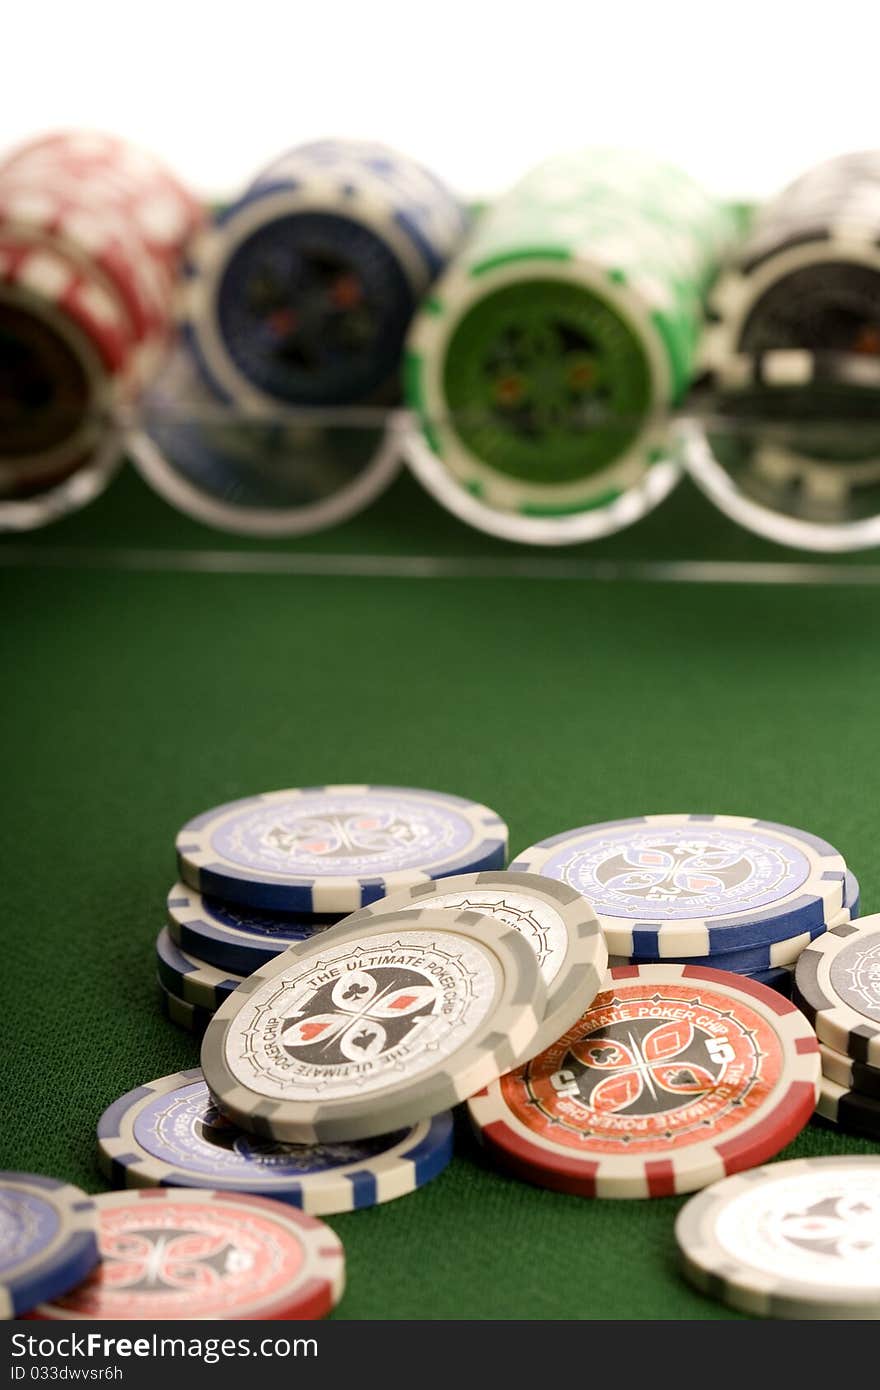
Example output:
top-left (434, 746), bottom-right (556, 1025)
top-left (441, 279), bottom-right (653, 488)
top-left (405, 149), bottom-right (733, 539)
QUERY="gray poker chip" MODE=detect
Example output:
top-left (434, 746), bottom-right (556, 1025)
top-left (819, 1040), bottom-right (880, 1100)
top-left (201, 906), bottom-right (547, 1143)
top-left (816, 1071), bottom-right (880, 1139)
top-left (158, 978), bottom-right (214, 1035)
top-left (794, 913), bottom-right (880, 1065)
top-left (336, 870), bottom-right (607, 1059)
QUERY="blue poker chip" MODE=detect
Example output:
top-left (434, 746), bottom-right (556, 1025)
top-left (603, 873), bottom-right (856, 969)
top-left (211, 210), bottom-right (415, 407)
top-left (155, 927), bottom-right (244, 1010)
top-left (181, 138), bottom-right (467, 412)
top-left (244, 139), bottom-right (469, 282)
top-left (166, 881), bottom-right (336, 974)
top-left (96, 1069), bottom-right (453, 1214)
top-left (0, 1172), bottom-right (100, 1319)
top-left (511, 814), bottom-right (849, 957)
top-left (614, 917), bottom-right (833, 971)
top-left (175, 784), bottom-right (509, 913)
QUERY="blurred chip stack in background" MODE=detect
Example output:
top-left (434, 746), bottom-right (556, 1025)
top-left (134, 138), bottom-right (469, 536)
top-left (403, 148), bottom-right (734, 545)
top-left (692, 150), bottom-right (880, 544)
top-left (0, 131), bottom-right (202, 527)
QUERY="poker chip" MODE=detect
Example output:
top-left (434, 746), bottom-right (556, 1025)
top-left (510, 813), bottom-right (849, 956)
top-left (816, 1073), bottom-right (880, 1138)
top-left (0, 1173), bottom-right (99, 1320)
top-left (182, 138), bottom-right (466, 411)
top-left (606, 960), bottom-right (796, 992)
top-left (176, 784), bottom-right (508, 913)
top-left (158, 978), bottom-right (214, 1035)
top-left (150, 139), bottom-right (463, 538)
top-left (0, 239), bottom-right (131, 489)
top-left (404, 148), bottom-right (732, 545)
top-left (704, 149), bottom-right (880, 396)
top-left (467, 964), bottom-right (820, 1199)
top-left (604, 913), bottom-right (841, 973)
top-left (337, 870), bottom-right (607, 1058)
top-left (691, 151), bottom-right (880, 543)
top-left (676, 1156), bottom-right (880, 1318)
top-left (0, 180), bottom-right (172, 356)
top-left (1, 131), bottom-right (203, 267)
top-left (201, 906), bottom-right (547, 1143)
top-left (0, 129), bottom-right (200, 531)
top-left (155, 926), bottom-right (244, 1009)
top-left (819, 1041), bottom-right (880, 1100)
top-left (31, 1188), bottom-right (345, 1321)
top-left (845, 868), bottom-right (862, 917)
top-left (794, 914), bottom-right (880, 1065)
top-left (602, 866), bottom-right (858, 980)
top-left (97, 1069), bottom-right (453, 1213)
top-left (166, 880), bottom-right (337, 974)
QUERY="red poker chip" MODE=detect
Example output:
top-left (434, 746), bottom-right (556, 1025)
top-left (1, 132), bottom-right (203, 263)
top-left (468, 964), bottom-right (821, 1199)
top-left (0, 180), bottom-right (174, 344)
top-left (0, 238), bottom-right (133, 374)
top-left (29, 1189), bottom-right (345, 1321)
top-left (0, 237), bottom-right (133, 490)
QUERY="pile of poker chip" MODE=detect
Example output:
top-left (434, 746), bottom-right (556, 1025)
top-left (0, 131), bottom-right (202, 523)
top-left (6, 797), bottom-right (880, 1322)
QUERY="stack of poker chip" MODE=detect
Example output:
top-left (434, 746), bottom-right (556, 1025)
top-left (793, 912), bottom-right (880, 1141)
top-left (698, 150), bottom-right (880, 525)
top-left (135, 140), bottom-right (468, 536)
top-left (0, 131), bottom-right (202, 527)
top-left (159, 783), bottom-right (511, 1032)
top-left (403, 148), bottom-right (734, 545)
top-left (510, 813), bottom-right (859, 993)
top-left (110, 785), bottom-right (705, 1218)
top-left (101, 784), bottom-right (531, 1216)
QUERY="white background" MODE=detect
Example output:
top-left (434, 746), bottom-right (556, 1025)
top-left (6, 0), bottom-right (880, 200)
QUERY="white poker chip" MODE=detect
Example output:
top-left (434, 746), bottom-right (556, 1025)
top-left (676, 1156), bottom-right (880, 1318)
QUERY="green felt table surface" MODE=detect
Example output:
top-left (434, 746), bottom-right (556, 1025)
top-left (2, 460), bottom-right (879, 1320)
